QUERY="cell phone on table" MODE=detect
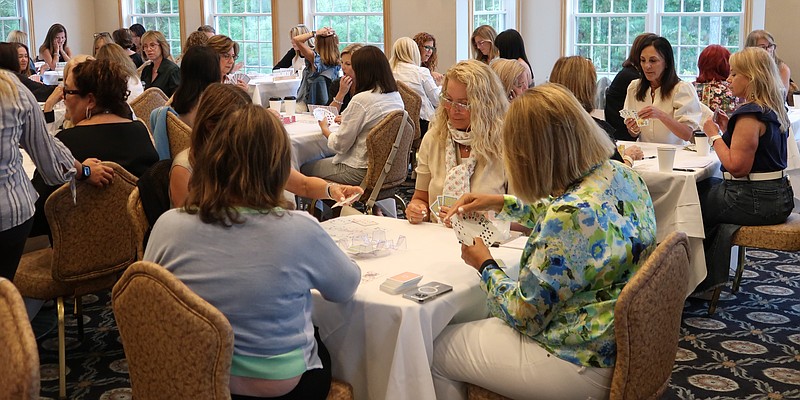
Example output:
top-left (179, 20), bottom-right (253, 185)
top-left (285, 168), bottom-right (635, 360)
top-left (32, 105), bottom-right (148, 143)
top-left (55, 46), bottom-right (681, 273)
top-left (402, 282), bottom-right (453, 303)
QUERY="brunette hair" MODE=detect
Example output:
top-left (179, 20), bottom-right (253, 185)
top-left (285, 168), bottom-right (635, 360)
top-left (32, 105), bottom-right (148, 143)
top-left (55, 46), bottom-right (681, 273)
top-left (71, 59), bottom-right (131, 116)
top-left (172, 46), bottom-right (221, 115)
top-left (413, 32), bottom-right (438, 72)
top-left (141, 30), bottom-right (173, 62)
top-left (112, 28), bottom-right (136, 50)
top-left (315, 34), bottom-right (340, 67)
top-left (352, 46), bottom-right (397, 94)
top-left (39, 23), bottom-right (68, 56)
top-left (95, 43), bottom-right (138, 83)
top-left (745, 30), bottom-right (784, 67)
top-left (696, 44), bottom-right (731, 83)
top-left (129, 24), bottom-right (146, 38)
top-left (186, 104), bottom-right (291, 225)
top-left (494, 29), bottom-right (532, 77)
top-left (549, 56), bottom-right (597, 113)
top-left (197, 25), bottom-right (216, 34)
top-left (622, 32), bottom-right (657, 69)
top-left (190, 83), bottom-right (252, 167)
top-left (0, 42), bottom-right (21, 73)
top-left (633, 35), bottom-right (681, 102)
top-left (470, 25), bottom-right (498, 63)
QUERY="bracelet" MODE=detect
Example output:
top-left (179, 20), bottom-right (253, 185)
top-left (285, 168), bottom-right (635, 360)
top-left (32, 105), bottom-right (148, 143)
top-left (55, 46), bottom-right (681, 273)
top-left (478, 259), bottom-right (499, 276)
top-left (332, 98), bottom-right (343, 106)
top-left (325, 183), bottom-right (334, 200)
top-left (709, 134), bottom-right (723, 146)
top-left (622, 155), bottom-right (634, 166)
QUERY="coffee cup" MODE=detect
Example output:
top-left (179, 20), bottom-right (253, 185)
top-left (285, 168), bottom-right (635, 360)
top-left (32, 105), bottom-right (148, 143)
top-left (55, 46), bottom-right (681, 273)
top-left (793, 92), bottom-right (800, 109)
top-left (657, 147), bottom-right (677, 172)
top-left (693, 130), bottom-right (709, 156)
top-left (283, 96), bottom-right (296, 116)
top-left (268, 97), bottom-right (282, 112)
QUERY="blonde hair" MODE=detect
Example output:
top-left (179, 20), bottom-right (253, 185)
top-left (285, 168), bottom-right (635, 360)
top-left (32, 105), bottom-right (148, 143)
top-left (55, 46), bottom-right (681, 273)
top-left (730, 47), bottom-right (789, 132)
top-left (315, 34), bottom-right (340, 67)
top-left (470, 25), bottom-right (499, 63)
top-left (177, 31), bottom-right (210, 63)
top-left (6, 30), bottom-right (27, 45)
top-left (490, 59), bottom-right (526, 100)
top-left (95, 43), bottom-right (138, 82)
top-left (504, 83), bottom-right (614, 202)
top-left (63, 54), bottom-right (94, 86)
top-left (141, 30), bottom-right (173, 62)
top-left (549, 56), bottom-right (597, 113)
top-left (289, 25), bottom-right (313, 48)
top-left (0, 69), bottom-right (20, 98)
top-left (93, 33), bottom-right (114, 57)
top-left (389, 37), bottom-right (420, 69)
top-left (429, 60), bottom-right (508, 161)
top-left (341, 43), bottom-right (363, 57)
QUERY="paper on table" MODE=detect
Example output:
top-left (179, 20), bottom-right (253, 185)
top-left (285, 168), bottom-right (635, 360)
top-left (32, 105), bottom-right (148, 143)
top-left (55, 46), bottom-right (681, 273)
top-left (674, 157), bottom-right (714, 169)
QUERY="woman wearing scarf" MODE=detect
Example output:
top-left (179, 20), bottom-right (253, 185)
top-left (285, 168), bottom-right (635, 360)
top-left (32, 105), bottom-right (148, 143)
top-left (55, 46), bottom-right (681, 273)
top-left (407, 60), bottom-right (508, 224)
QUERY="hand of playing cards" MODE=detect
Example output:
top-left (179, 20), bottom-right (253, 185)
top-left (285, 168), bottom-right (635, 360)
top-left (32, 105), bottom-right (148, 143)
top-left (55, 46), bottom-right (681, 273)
top-left (429, 195), bottom-right (458, 223)
top-left (450, 211), bottom-right (503, 246)
top-left (619, 109), bottom-right (650, 127)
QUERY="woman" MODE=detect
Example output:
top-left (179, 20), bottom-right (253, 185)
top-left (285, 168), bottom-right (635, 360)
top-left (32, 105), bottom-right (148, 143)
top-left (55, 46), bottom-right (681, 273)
top-left (745, 30), bottom-right (792, 102)
top-left (432, 83), bottom-right (657, 400)
top-left (169, 46), bottom-right (220, 127)
top-left (390, 37), bottom-right (439, 136)
top-left (494, 29), bottom-right (534, 86)
top-left (470, 25), bottom-right (498, 64)
top-left (406, 60), bottom-right (507, 224)
top-left (697, 47), bottom-right (793, 294)
top-left (140, 30), bottom-right (181, 97)
top-left (326, 43), bottom-right (362, 115)
top-left (6, 30), bottom-right (35, 75)
top-left (300, 46), bottom-right (403, 186)
top-left (550, 56), bottom-right (644, 166)
top-left (623, 35), bottom-right (703, 145)
top-left (694, 44), bottom-right (738, 115)
top-left (0, 69), bottom-right (111, 281)
top-left (605, 32), bottom-right (657, 141)
top-left (95, 43), bottom-right (144, 103)
top-left (292, 26), bottom-right (341, 106)
top-left (129, 23), bottom-right (146, 60)
top-left (413, 32), bottom-right (443, 85)
top-left (206, 34), bottom-right (246, 89)
top-left (38, 23), bottom-right (72, 71)
top-left (489, 58), bottom-right (527, 101)
top-left (92, 32), bottom-right (114, 57)
top-left (41, 55), bottom-right (93, 136)
top-left (175, 31), bottom-right (209, 64)
top-left (274, 24), bottom-right (312, 73)
top-left (146, 104), bottom-right (360, 400)
top-left (170, 83), bottom-right (363, 209)
top-left (112, 28), bottom-right (144, 67)
top-left (0, 42), bottom-right (56, 102)
top-left (29, 59), bottom-right (158, 238)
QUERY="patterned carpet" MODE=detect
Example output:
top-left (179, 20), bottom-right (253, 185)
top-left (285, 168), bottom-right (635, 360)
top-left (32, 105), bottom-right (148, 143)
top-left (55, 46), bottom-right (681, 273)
top-left (33, 187), bottom-right (800, 398)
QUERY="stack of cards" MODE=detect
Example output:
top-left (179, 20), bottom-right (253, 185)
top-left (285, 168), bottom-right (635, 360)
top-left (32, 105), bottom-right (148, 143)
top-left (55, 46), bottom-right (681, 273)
top-left (619, 109), bottom-right (650, 127)
top-left (380, 272), bottom-right (423, 295)
top-left (429, 195), bottom-right (458, 222)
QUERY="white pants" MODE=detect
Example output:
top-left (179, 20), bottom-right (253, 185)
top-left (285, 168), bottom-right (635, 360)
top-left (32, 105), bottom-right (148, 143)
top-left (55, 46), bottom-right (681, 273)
top-left (432, 318), bottom-right (613, 400)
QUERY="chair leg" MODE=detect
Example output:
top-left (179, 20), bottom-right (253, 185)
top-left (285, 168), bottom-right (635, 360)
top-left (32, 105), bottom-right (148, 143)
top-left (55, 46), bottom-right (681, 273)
top-left (75, 295), bottom-right (84, 341)
top-left (57, 296), bottom-right (67, 400)
top-left (707, 286), bottom-right (722, 316)
top-left (732, 246), bottom-right (746, 294)
top-left (393, 193), bottom-right (407, 216)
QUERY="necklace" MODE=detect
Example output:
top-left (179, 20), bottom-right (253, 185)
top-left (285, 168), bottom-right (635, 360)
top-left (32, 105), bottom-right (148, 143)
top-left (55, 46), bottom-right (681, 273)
top-left (461, 144), bottom-right (472, 154)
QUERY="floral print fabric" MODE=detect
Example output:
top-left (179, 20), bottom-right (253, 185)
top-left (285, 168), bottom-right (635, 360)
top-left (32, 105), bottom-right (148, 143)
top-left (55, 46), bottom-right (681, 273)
top-left (482, 160), bottom-right (657, 368)
top-left (695, 80), bottom-right (739, 115)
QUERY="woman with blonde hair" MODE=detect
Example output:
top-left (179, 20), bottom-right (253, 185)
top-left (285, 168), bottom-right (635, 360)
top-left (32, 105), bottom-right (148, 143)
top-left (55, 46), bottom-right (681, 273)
top-left (697, 46), bottom-right (793, 297)
top-left (432, 83), bottom-right (656, 400)
top-left (146, 103), bottom-right (360, 400)
top-left (489, 58), bottom-right (527, 101)
top-left (292, 26), bottom-right (341, 106)
top-left (390, 36), bottom-right (439, 135)
top-left (92, 32), bottom-right (114, 57)
top-left (140, 30), bottom-right (181, 97)
top-left (326, 43), bottom-right (362, 114)
top-left (95, 43), bottom-right (144, 103)
top-left (470, 25), bottom-right (498, 64)
top-left (745, 29), bottom-right (792, 101)
top-left (274, 24), bottom-right (313, 73)
top-left (406, 60), bottom-right (508, 224)
top-left (413, 32), bottom-right (443, 85)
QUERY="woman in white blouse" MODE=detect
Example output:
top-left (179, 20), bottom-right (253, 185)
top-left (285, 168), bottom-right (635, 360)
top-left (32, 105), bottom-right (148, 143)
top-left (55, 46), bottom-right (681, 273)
top-left (300, 46), bottom-right (404, 185)
top-left (623, 35), bottom-right (703, 145)
top-left (389, 37), bottom-right (439, 136)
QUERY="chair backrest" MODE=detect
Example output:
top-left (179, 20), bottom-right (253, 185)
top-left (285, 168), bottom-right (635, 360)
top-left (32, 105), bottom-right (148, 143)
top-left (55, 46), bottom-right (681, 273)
top-left (611, 231), bottom-right (690, 400)
top-left (45, 162), bottom-right (138, 283)
top-left (395, 81), bottom-right (422, 143)
top-left (166, 112), bottom-right (192, 158)
top-left (362, 110), bottom-right (413, 207)
top-left (0, 278), bottom-right (40, 400)
top-left (127, 187), bottom-right (149, 260)
top-left (130, 87), bottom-right (168, 132)
top-left (112, 261), bottom-right (233, 400)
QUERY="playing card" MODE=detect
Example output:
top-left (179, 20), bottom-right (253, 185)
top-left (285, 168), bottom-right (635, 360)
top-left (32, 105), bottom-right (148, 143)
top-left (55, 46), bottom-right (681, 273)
top-left (313, 107), bottom-right (337, 125)
top-left (429, 199), bottom-right (442, 221)
top-left (441, 195), bottom-right (458, 208)
top-left (450, 212), bottom-right (502, 246)
top-left (332, 192), bottom-right (361, 208)
top-left (233, 72), bottom-right (250, 84)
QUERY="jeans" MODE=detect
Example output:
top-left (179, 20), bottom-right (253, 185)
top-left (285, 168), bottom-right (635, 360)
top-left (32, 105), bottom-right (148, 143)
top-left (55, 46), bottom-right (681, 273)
top-left (697, 177), bottom-right (793, 291)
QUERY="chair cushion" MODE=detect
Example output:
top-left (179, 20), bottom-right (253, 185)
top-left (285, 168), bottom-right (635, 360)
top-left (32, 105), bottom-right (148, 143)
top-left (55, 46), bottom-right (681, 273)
top-left (732, 213), bottom-right (800, 251)
top-left (327, 378), bottom-right (354, 400)
top-left (13, 248), bottom-right (70, 299)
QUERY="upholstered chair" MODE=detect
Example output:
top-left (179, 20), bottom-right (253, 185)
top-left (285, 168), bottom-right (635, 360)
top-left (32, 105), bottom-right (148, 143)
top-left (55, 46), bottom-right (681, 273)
top-left (0, 278), bottom-right (40, 400)
top-left (166, 112), bottom-right (192, 158)
top-left (130, 87), bottom-right (168, 132)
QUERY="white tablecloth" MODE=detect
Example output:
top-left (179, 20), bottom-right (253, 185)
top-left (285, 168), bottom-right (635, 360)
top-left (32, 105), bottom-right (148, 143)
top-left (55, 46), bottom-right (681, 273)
top-left (284, 113), bottom-right (336, 170)
top-left (247, 75), bottom-right (301, 105)
top-left (313, 215), bottom-right (522, 400)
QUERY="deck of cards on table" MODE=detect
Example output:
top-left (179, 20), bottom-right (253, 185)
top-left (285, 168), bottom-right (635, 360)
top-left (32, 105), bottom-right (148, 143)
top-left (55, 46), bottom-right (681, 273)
top-left (380, 272), bottom-right (423, 295)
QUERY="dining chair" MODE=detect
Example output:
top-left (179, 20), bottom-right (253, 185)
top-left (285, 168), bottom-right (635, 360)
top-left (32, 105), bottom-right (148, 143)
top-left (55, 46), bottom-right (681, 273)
top-left (360, 109), bottom-right (414, 213)
top-left (13, 162), bottom-right (138, 400)
top-left (130, 87), bottom-right (168, 132)
top-left (166, 112), bottom-right (192, 158)
top-left (395, 81), bottom-right (422, 172)
top-left (0, 278), bottom-right (40, 400)
top-left (113, 261), bottom-right (234, 399)
top-left (466, 231), bottom-right (690, 400)
top-left (127, 187), bottom-right (148, 260)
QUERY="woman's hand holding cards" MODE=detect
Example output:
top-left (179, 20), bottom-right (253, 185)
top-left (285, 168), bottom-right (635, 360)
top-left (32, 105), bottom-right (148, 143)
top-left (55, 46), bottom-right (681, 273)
top-left (460, 237), bottom-right (493, 271)
top-left (443, 193), bottom-right (504, 223)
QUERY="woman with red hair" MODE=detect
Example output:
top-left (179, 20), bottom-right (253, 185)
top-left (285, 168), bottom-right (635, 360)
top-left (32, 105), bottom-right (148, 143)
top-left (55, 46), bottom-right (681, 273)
top-left (694, 44), bottom-right (738, 115)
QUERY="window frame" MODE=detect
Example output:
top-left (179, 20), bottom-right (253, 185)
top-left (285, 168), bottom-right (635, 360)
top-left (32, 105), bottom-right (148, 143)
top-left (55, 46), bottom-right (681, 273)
top-left (121, 0), bottom-right (185, 60)
top-left (206, 0), bottom-right (277, 74)
top-left (470, 0), bottom-right (519, 35)
top-left (0, 0), bottom-right (30, 46)
top-left (305, 0), bottom-right (388, 51)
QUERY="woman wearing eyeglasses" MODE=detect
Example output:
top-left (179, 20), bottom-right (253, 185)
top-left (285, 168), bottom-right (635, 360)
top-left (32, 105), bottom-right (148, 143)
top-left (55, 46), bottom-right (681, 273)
top-left (470, 25), bottom-right (499, 65)
top-left (390, 37), bottom-right (439, 137)
top-left (207, 34), bottom-right (246, 90)
top-left (745, 30), bottom-right (792, 102)
top-left (406, 60), bottom-right (508, 224)
top-left (140, 30), bottom-right (181, 97)
top-left (413, 32), bottom-right (444, 85)
top-left (92, 32), bottom-right (114, 57)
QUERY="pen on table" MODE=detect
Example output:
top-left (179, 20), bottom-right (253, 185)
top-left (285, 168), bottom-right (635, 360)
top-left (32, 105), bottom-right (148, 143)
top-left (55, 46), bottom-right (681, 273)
top-left (642, 155), bottom-right (657, 160)
top-left (672, 168), bottom-right (695, 172)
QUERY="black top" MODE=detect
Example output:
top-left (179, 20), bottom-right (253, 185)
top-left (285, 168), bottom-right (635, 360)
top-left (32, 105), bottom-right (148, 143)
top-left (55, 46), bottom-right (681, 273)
top-left (326, 79), bottom-right (353, 113)
top-left (130, 53), bottom-right (144, 68)
top-left (604, 65), bottom-right (640, 141)
top-left (141, 58), bottom-right (181, 97)
top-left (14, 72), bottom-right (56, 102)
top-left (273, 49), bottom-right (296, 70)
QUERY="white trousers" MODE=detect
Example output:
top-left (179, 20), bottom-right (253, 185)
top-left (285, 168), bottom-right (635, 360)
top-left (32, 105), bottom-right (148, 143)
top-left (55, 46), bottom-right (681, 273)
top-left (432, 318), bottom-right (614, 400)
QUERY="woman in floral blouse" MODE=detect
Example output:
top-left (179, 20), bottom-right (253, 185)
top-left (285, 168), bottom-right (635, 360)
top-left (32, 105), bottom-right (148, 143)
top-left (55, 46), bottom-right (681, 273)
top-left (432, 83), bottom-right (657, 400)
top-left (694, 44), bottom-right (739, 115)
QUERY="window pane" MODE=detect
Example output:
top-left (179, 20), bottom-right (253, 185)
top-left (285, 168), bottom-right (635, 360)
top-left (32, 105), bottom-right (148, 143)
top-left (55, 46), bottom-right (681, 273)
top-left (578, 0), bottom-right (593, 13)
top-left (367, 15), bottom-right (383, 44)
top-left (315, 0), bottom-right (333, 12)
top-left (723, 0), bottom-right (742, 12)
top-left (610, 45), bottom-right (627, 72)
top-left (661, 16), bottom-right (679, 43)
top-left (685, 0), bottom-right (701, 12)
top-left (352, 0), bottom-right (367, 12)
top-left (627, 17), bottom-right (645, 41)
top-left (721, 16), bottom-right (739, 47)
top-left (612, 0), bottom-right (629, 13)
top-left (576, 45), bottom-right (591, 59)
top-left (703, 0), bottom-right (722, 12)
top-left (631, 0), bottom-right (647, 12)
top-left (699, 16), bottom-right (712, 44)
top-left (593, 17), bottom-right (608, 44)
top-left (592, 45), bottom-right (609, 72)
top-left (664, 0), bottom-right (681, 12)
top-left (577, 17), bottom-right (591, 44)
top-left (596, 0), bottom-right (610, 13)
top-left (678, 46), bottom-right (698, 77)
top-left (680, 16), bottom-right (699, 45)
top-left (332, 1), bottom-right (350, 12)
top-left (368, 0), bottom-right (382, 12)
top-left (610, 17), bottom-right (626, 44)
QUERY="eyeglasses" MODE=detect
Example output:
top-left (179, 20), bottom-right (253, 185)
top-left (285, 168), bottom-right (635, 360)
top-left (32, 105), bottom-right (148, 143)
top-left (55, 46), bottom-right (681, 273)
top-left (62, 88), bottom-right (80, 99)
top-left (756, 43), bottom-right (776, 50)
top-left (475, 39), bottom-right (492, 48)
top-left (220, 53), bottom-right (238, 60)
top-left (141, 43), bottom-right (159, 50)
top-left (423, 45), bottom-right (436, 52)
top-left (93, 32), bottom-right (111, 39)
top-left (440, 95), bottom-right (470, 113)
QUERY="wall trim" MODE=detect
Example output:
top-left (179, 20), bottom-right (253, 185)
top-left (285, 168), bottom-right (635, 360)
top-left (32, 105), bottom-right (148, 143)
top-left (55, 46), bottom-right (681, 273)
top-left (383, 0), bottom-right (390, 50)
top-left (272, 0), bottom-right (279, 64)
top-left (26, 0), bottom-right (35, 48)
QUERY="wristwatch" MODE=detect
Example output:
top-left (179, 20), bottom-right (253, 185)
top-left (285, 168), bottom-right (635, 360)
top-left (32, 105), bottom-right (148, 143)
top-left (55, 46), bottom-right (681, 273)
top-left (77, 164), bottom-right (91, 181)
top-left (709, 134), bottom-right (723, 146)
top-left (311, 30), bottom-right (316, 37)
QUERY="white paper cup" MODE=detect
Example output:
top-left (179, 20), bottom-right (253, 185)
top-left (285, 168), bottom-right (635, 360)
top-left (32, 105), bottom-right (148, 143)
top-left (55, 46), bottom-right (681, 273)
top-left (284, 99), bottom-right (296, 115)
top-left (793, 94), bottom-right (800, 109)
top-left (657, 147), bottom-right (677, 172)
top-left (695, 135), bottom-right (710, 156)
top-left (268, 100), bottom-right (282, 112)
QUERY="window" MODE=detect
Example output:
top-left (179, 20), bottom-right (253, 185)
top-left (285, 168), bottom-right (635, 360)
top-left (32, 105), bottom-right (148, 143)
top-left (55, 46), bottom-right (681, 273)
top-left (567, 0), bottom-right (745, 80)
top-left (128, 0), bottom-right (182, 59)
top-left (309, 0), bottom-right (384, 51)
top-left (0, 0), bottom-right (27, 42)
top-left (472, 0), bottom-right (516, 33)
top-left (212, 0), bottom-right (273, 74)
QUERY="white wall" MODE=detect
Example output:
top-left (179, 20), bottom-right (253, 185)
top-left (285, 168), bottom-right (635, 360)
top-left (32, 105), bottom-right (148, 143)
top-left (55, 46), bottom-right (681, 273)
top-left (765, 0), bottom-right (799, 81)
top-left (31, 0), bottom-right (96, 57)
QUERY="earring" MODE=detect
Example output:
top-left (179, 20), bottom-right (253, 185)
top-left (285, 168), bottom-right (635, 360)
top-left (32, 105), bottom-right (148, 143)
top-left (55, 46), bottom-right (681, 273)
top-left (85, 107), bottom-right (92, 120)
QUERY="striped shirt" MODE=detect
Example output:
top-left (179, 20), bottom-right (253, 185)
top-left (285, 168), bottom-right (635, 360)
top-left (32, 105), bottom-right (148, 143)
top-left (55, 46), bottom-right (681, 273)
top-left (0, 70), bottom-right (76, 232)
